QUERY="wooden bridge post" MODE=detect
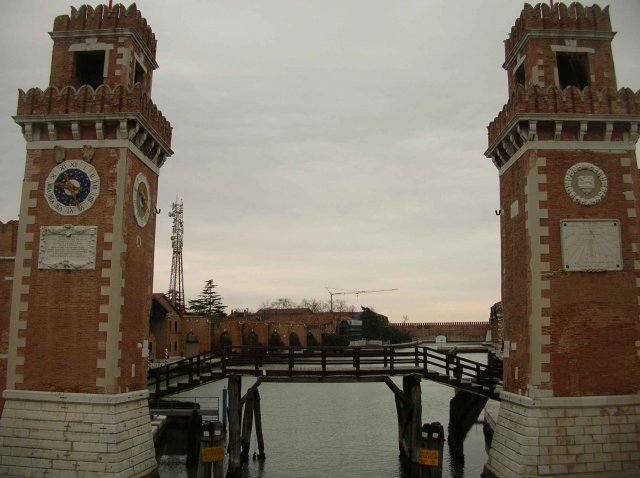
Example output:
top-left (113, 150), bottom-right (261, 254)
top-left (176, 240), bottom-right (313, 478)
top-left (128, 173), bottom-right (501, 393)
top-left (390, 347), bottom-right (395, 372)
top-left (154, 368), bottom-right (161, 395)
top-left (447, 389), bottom-right (488, 463)
top-left (288, 347), bottom-right (294, 374)
top-left (393, 374), bottom-right (422, 474)
top-left (254, 389), bottom-right (266, 459)
top-left (240, 389), bottom-right (255, 461)
top-left (227, 375), bottom-right (242, 477)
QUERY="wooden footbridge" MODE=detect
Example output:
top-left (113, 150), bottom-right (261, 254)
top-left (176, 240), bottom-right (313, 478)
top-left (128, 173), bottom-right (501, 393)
top-left (148, 344), bottom-right (502, 400)
top-left (148, 344), bottom-right (502, 476)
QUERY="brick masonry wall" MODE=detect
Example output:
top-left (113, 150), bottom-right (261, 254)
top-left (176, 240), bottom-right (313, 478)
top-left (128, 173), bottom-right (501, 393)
top-left (118, 149), bottom-right (158, 392)
top-left (7, 144), bottom-right (158, 395)
top-left (213, 313), bottom-right (351, 348)
top-left (181, 315), bottom-right (211, 355)
top-left (394, 322), bottom-right (490, 342)
top-left (0, 221), bottom-right (18, 414)
top-left (499, 150), bottom-right (538, 395)
top-left (543, 151), bottom-right (640, 397)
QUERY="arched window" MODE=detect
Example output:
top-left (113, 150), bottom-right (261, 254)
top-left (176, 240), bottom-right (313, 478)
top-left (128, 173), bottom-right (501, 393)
top-left (289, 332), bottom-right (301, 347)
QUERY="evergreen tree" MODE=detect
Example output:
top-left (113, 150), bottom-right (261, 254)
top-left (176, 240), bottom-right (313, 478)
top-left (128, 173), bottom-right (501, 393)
top-left (188, 279), bottom-right (227, 318)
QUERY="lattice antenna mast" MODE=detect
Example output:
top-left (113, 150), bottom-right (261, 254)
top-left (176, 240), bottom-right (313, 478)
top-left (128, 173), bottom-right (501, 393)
top-left (168, 200), bottom-right (185, 313)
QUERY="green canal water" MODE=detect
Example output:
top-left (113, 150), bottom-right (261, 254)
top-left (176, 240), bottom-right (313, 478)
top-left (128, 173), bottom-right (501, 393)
top-left (155, 352), bottom-right (489, 478)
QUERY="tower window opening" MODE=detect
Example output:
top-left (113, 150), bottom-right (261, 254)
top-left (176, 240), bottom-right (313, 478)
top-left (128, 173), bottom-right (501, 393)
top-left (74, 51), bottom-right (105, 88)
top-left (514, 64), bottom-right (525, 86)
top-left (134, 61), bottom-right (145, 85)
top-left (556, 52), bottom-right (589, 90)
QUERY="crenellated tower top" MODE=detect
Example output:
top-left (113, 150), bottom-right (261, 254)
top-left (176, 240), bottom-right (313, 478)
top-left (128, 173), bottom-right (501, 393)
top-left (486, 2), bottom-right (638, 171)
top-left (48, 3), bottom-right (159, 95)
top-left (15, 2), bottom-right (172, 169)
top-left (505, 3), bottom-right (612, 65)
top-left (53, 4), bottom-right (157, 57)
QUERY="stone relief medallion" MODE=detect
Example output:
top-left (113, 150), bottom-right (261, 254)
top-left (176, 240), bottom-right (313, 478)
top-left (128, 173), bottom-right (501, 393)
top-left (564, 162), bottom-right (607, 206)
top-left (133, 172), bottom-right (151, 227)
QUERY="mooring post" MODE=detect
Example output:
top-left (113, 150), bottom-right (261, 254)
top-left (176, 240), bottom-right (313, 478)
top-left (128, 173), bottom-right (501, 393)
top-left (254, 388), bottom-right (266, 459)
top-left (211, 422), bottom-right (225, 478)
top-left (240, 388), bottom-right (255, 461)
top-left (417, 422), bottom-right (445, 478)
top-left (226, 375), bottom-right (242, 477)
top-left (197, 422), bottom-right (225, 478)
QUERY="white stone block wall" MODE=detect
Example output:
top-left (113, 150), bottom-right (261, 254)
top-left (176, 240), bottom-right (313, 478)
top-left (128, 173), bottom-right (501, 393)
top-left (485, 391), bottom-right (640, 477)
top-left (0, 389), bottom-right (157, 477)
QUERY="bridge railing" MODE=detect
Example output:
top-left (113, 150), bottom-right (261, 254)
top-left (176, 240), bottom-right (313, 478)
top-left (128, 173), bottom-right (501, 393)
top-left (147, 351), bottom-right (218, 395)
top-left (148, 396), bottom-right (220, 420)
top-left (221, 344), bottom-right (501, 392)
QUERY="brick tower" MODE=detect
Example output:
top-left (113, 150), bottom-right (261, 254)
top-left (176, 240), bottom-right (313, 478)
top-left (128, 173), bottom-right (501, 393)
top-left (483, 3), bottom-right (640, 477)
top-left (0, 4), bottom-right (172, 476)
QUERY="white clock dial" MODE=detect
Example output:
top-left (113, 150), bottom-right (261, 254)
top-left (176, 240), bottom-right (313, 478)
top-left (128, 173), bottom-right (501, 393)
top-left (133, 172), bottom-right (151, 227)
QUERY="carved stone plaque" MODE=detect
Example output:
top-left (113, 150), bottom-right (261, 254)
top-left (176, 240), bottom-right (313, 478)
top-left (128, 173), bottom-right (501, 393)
top-left (561, 220), bottom-right (622, 272)
top-left (38, 225), bottom-right (97, 270)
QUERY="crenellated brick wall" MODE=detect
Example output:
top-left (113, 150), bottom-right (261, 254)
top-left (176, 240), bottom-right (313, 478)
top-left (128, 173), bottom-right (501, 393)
top-left (504, 3), bottom-right (612, 62)
top-left (392, 322), bottom-right (490, 342)
top-left (17, 84), bottom-right (172, 147)
top-left (487, 86), bottom-right (640, 146)
top-left (53, 4), bottom-right (157, 56)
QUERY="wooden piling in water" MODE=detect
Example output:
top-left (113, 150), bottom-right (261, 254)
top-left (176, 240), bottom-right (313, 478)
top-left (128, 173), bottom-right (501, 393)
top-left (392, 374), bottom-right (422, 474)
top-left (240, 388), bottom-right (255, 461)
top-left (254, 389), bottom-right (266, 459)
top-left (226, 375), bottom-right (242, 477)
top-left (447, 389), bottom-right (488, 463)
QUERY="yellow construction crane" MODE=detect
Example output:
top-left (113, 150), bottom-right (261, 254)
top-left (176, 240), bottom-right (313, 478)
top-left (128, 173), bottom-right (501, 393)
top-left (325, 287), bottom-right (398, 312)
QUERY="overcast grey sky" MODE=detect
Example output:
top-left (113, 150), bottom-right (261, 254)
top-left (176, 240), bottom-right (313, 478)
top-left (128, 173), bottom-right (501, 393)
top-left (1, 1), bottom-right (639, 323)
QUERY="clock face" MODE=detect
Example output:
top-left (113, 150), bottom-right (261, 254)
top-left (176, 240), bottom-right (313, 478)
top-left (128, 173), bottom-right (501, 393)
top-left (44, 160), bottom-right (100, 215)
top-left (133, 172), bottom-right (151, 227)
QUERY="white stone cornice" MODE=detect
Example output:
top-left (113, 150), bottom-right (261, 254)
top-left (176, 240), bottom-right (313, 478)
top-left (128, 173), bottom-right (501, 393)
top-left (487, 113), bottom-right (640, 156)
top-left (13, 112), bottom-right (173, 163)
top-left (47, 122), bottom-right (56, 141)
top-left (486, 113), bottom-right (640, 171)
top-left (554, 120), bottom-right (563, 141)
top-left (498, 140), bottom-right (638, 176)
top-left (631, 122), bottom-right (639, 143)
top-left (579, 121), bottom-right (588, 141)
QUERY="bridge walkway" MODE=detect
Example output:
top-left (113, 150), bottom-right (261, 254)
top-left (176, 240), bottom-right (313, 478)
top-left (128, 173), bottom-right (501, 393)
top-left (148, 344), bottom-right (502, 401)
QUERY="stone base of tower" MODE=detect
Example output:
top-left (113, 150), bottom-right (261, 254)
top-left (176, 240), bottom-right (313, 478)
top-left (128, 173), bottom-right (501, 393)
top-left (0, 389), bottom-right (158, 477)
top-left (483, 391), bottom-right (640, 478)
